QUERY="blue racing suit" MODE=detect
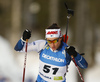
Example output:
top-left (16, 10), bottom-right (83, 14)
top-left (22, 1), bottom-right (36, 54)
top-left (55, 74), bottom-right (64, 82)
top-left (14, 39), bottom-right (88, 82)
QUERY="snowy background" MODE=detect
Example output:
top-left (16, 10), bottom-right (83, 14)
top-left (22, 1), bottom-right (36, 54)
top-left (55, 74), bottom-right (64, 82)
top-left (0, 36), bottom-right (100, 82)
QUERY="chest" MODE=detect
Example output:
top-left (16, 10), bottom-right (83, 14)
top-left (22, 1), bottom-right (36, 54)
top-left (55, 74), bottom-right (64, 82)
top-left (39, 48), bottom-right (67, 66)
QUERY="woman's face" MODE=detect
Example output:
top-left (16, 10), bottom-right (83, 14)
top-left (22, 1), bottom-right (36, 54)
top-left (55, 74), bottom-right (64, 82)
top-left (46, 37), bottom-right (62, 51)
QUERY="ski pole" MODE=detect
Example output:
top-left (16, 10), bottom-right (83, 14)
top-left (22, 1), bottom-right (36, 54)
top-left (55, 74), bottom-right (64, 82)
top-left (22, 39), bottom-right (28, 82)
top-left (71, 56), bottom-right (84, 82)
top-left (64, 3), bottom-right (84, 82)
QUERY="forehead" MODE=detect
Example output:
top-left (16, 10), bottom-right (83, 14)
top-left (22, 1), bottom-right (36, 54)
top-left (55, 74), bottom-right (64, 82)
top-left (46, 37), bottom-right (58, 40)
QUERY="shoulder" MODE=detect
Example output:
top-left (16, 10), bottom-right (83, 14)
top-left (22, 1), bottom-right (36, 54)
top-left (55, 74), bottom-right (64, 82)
top-left (33, 39), bottom-right (47, 47)
top-left (61, 41), bottom-right (68, 47)
top-left (34, 39), bottom-right (46, 44)
top-left (34, 40), bottom-right (47, 51)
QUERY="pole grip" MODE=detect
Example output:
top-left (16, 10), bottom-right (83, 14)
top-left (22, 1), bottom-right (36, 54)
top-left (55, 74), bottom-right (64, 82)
top-left (26, 39), bottom-right (28, 43)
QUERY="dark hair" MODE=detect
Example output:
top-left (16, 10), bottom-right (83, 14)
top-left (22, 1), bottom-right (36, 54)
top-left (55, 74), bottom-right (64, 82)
top-left (47, 23), bottom-right (60, 29)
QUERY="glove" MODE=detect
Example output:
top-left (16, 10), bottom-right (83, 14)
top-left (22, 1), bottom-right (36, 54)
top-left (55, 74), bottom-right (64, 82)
top-left (22, 29), bottom-right (31, 41)
top-left (65, 46), bottom-right (77, 57)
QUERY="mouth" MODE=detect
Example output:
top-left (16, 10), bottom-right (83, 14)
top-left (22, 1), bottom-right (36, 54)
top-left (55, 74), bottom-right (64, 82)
top-left (51, 47), bottom-right (56, 50)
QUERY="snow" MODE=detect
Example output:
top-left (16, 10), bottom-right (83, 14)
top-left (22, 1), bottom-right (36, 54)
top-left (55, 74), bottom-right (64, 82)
top-left (85, 52), bottom-right (100, 82)
top-left (85, 65), bottom-right (100, 82)
top-left (0, 36), bottom-right (100, 82)
top-left (66, 61), bottom-right (77, 82)
top-left (16, 51), bottom-right (39, 81)
top-left (0, 36), bottom-right (22, 82)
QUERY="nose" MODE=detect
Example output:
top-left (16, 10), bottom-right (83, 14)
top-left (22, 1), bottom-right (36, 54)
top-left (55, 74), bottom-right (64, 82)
top-left (51, 42), bottom-right (55, 47)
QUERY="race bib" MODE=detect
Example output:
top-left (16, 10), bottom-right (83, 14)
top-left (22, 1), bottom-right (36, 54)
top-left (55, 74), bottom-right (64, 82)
top-left (39, 60), bottom-right (67, 82)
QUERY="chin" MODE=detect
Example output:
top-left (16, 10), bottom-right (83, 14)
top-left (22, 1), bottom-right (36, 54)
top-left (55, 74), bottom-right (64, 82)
top-left (52, 48), bottom-right (56, 51)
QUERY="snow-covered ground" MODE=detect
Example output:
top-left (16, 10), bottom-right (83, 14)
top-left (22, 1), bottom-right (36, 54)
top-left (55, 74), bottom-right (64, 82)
top-left (0, 36), bottom-right (100, 82)
top-left (0, 36), bottom-right (22, 82)
top-left (85, 52), bottom-right (100, 82)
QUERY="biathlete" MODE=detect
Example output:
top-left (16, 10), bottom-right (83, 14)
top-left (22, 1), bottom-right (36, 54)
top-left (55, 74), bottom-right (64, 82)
top-left (14, 23), bottom-right (88, 82)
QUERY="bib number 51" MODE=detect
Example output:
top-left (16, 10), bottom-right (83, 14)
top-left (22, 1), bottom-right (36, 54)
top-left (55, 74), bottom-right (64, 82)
top-left (43, 65), bottom-right (59, 75)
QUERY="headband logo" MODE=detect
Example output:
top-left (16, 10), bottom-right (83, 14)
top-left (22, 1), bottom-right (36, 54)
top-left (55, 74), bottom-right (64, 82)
top-left (47, 31), bottom-right (58, 34)
top-left (45, 29), bottom-right (62, 38)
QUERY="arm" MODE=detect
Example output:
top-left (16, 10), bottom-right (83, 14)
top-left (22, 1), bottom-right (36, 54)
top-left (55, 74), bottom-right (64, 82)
top-left (14, 29), bottom-right (46, 52)
top-left (14, 29), bottom-right (31, 52)
top-left (74, 53), bottom-right (88, 69)
top-left (14, 38), bottom-right (25, 51)
top-left (14, 39), bottom-right (46, 52)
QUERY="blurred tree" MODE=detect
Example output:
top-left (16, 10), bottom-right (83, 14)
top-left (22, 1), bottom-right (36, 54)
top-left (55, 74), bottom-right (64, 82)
top-left (0, 0), bottom-right (11, 38)
top-left (89, 0), bottom-right (100, 67)
top-left (75, 0), bottom-right (90, 82)
top-left (49, 0), bottom-right (59, 25)
top-left (36, 0), bottom-right (49, 33)
top-left (10, 0), bottom-right (22, 47)
top-left (22, 0), bottom-right (35, 30)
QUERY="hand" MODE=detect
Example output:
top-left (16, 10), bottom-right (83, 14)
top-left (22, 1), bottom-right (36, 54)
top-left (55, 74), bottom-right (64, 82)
top-left (65, 46), bottom-right (77, 57)
top-left (22, 29), bottom-right (31, 41)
